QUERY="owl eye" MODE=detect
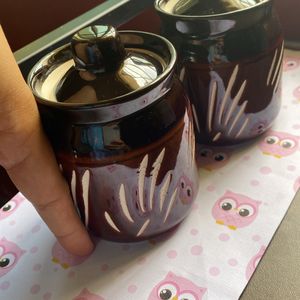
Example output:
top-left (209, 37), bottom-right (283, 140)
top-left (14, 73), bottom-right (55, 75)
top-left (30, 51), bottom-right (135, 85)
top-left (179, 292), bottom-right (197, 300)
top-left (186, 186), bottom-right (193, 198)
top-left (199, 148), bottom-right (212, 157)
top-left (0, 253), bottom-right (16, 268)
top-left (238, 204), bottom-right (254, 217)
top-left (265, 136), bottom-right (279, 145)
top-left (180, 179), bottom-right (186, 189)
top-left (158, 283), bottom-right (178, 300)
top-left (279, 139), bottom-right (296, 149)
top-left (287, 61), bottom-right (297, 67)
top-left (1, 200), bottom-right (17, 212)
top-left (220, 199), bottom-right (237, 211)
top-left (214, 152), bottom-right (227, 162)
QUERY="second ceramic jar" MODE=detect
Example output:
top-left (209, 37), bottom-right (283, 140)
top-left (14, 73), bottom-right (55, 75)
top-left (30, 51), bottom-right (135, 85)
top-left (155, 0), bottom-right (284, 145)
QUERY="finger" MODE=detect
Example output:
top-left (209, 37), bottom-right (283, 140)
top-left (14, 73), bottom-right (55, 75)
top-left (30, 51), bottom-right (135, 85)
top-left (0, 26), bottom-right (94, 256)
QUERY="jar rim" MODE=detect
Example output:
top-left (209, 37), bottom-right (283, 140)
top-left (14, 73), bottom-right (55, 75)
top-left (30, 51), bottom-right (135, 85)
top-left (154, 0), bottom-right (271, 19)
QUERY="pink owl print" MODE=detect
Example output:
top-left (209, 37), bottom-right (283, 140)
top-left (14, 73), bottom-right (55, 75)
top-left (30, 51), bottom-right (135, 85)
top-left (245, 246), bottom-right (266, 280)
top-left (259, 131), bottom-right (300, 158)
top-left (0, 194), bottom-right (24, 221)
top-left (177, 174), bottom-right (194, 205)
top-left (283, 57), bottom-right (300, 72)
top-left (73, 288), bottom-right (104, 300)
top-left (52, 241), bottom-right (89, 269)
top-left (148, 272), bottom-right (207, 300)
top-left (293, 86), bottom-right (300, 102)
top-left (197, 147), bottom-right (231, 171)
top-left (0, 237), bottom-right (26, 278)
top-left (212, 191), bottom-right (261, 230)
top-left (294, 177), bottom-right (300, 192)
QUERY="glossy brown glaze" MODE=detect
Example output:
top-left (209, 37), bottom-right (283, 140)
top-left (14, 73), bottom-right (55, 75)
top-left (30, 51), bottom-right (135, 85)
top-left (155, 0), bottom-right (284, 145)
top-left (29, 29), bottom-right (199, 241)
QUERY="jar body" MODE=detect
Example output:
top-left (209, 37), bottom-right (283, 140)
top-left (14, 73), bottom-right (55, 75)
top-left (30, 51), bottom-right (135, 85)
top-left (39, 76), bottom-right (198, 242)
top-left (157, 2), bottom-right (284, 145)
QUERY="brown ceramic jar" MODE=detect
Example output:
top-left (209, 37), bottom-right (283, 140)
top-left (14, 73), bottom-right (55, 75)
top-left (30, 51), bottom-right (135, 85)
top-left (155, 0), bottom-right (284, 145)
top-left (28, 26), bottom-right (199, 242)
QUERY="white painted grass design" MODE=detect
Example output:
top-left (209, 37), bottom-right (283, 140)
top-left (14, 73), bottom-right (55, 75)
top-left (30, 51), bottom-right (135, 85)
top-left (203, 45), bottom-right (284, 142)
top-left (104, 147), bottom-right (180, 237)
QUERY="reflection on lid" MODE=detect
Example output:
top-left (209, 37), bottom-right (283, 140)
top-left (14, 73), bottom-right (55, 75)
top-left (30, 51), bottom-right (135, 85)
top-left (47, 49), bottom-right (165, 104)
top-left (159, 0), bottom-right (264, 15)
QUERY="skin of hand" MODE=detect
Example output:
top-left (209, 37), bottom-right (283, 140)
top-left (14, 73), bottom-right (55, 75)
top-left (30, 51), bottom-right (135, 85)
top-left (0, 26), bottom-right (94, 256)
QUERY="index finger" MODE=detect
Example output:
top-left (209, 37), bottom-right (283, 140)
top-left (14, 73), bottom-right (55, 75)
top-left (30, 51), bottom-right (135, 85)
top-left (0, 26), bottom-right (94, 256)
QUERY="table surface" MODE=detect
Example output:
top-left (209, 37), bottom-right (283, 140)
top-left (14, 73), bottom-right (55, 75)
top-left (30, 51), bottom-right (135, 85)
top-left (242, 190), bottom-right (300, 299)
top-left (11, 1), bottom-right (300, 298)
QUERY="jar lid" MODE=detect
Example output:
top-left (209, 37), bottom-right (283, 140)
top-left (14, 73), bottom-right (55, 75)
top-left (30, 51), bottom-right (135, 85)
top-left (156, 0), bottom-right (266, 16)
top-left (29, 25), bottom-right (175, 106)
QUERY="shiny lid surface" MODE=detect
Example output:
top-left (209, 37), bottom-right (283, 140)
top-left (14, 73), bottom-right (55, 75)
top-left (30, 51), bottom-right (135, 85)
top-left (156, 0), bottom-right (266, 16)
top-left (29, 26), bottom-right (175, 106)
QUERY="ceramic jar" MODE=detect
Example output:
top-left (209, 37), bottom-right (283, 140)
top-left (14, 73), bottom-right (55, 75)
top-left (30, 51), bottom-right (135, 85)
top-left (155, 0), bottom-right (284, 145)
top-left (28, 26), bottom-right (198, 242)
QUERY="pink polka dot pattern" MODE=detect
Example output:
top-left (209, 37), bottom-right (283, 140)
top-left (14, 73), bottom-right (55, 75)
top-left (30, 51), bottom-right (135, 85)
top-left (287, 165), bottom-right (296, 172)
top-left (128, 285), bottom-right (137, 294)
top-left (101, 264), bottom-right (109, 272)
top-left (252, 235), bottom-right (261, 242)
top-left (190, 229), bottom-right (199, 236)
top-left (137, 256), bottom-right (147, 265)
top-left (43, 292), bottom-right (52, 300)
top-left (219, 233), bottom-right (230, 242)
top-left (206, 185), bottom-right (216, 192)
top-left (0, 281), bottom-right (10, 290)
top-left (30, 284), bottom-right (40, 295)
top-left (30, 246), bottom-right (38, 254)
top-left (192, 202), bottom-right (199, 210)
top-left (31, 224), bottom-right (41, 233)
top-left (167, 250), bottom-right (178, 259)
top-left (260, 166), bottom-right (272, 175)
top-left (243, 155), bottom-right (251, 161)
top-left (33, 264), bottom-right (42, 272)
top-left (228, 259), bottom-right (238, 266)
top-left (68, 271), bottom-right (75, 278)
top-left (209, 267), bottom-right (220, 276)
top-left (190, 245), bottom-right (203, 256)
top-left (250, 180), bottom-right (260, 186)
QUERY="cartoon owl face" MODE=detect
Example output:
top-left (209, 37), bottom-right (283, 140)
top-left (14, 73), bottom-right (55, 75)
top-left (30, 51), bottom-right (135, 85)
top-left (177, 175), bottom-right (194, 205)
top-left (259, 131), bottom-right (300, 158)
top-left (0, 195), bottom-right (24, 221)
top-left (148, 272), bottom-right (206, 300)
top-left (0, 237), bottom-right (26, 278)
top-left (245, 246), bottom-right (266, 280)
top-left (198, 147), bottom-right (231, 171)
top-left (283, 57), bottom-right (300, 72)
top-left (73, 288), bottom-right (104, 300)
top-left (212, 191), bottom-right (261, 230)
top-left (52, 241), bottom-right (89, 269)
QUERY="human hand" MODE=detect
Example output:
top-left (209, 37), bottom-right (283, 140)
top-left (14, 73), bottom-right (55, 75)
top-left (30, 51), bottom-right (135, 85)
top-left (0, 26), bottom-right (94, 256)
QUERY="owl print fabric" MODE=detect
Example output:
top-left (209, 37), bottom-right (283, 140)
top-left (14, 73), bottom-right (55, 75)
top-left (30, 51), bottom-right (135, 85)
top-left (1, 50), bottom-right (300, 300)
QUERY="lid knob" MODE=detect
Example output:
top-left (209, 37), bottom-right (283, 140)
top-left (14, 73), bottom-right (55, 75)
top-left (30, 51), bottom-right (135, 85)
top-left (71, 25), bottom-right (126, 74)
